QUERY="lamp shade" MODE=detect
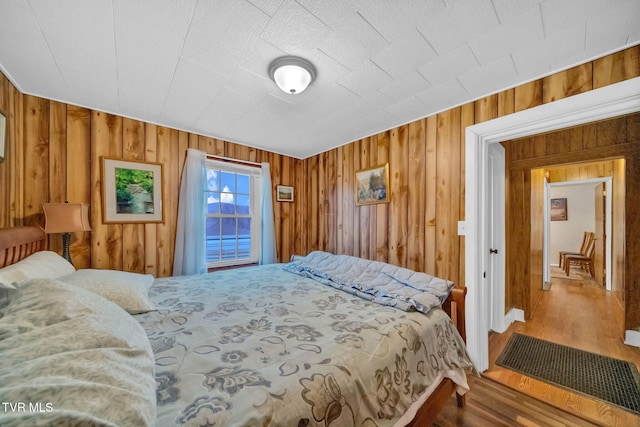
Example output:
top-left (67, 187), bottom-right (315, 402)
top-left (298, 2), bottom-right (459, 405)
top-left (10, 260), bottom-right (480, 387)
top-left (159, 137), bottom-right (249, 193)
top-left (43, 203), bottom-right (92, 233)
top-left (268, 56), bottom-right (316, 94)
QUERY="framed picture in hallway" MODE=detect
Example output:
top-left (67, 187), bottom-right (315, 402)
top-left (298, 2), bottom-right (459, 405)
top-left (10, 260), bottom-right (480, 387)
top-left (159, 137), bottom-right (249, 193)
top-left (550, 198), bottom-right (567, 221)
top-left (101, 157), bottom-right (164, 223)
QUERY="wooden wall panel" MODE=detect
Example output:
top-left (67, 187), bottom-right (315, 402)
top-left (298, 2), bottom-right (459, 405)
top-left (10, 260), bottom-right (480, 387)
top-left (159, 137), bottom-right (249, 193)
top-left (0, 80), bottom-right (9, 226)
top-left (23, 96), bottom-right (49, 227)
top-left (613, 159), bottom-right (626, 303)
top-left (407, 120), bottom-right (425, 272)
top-left (351, 140), bottom-right (361, 257)
top-left (1, 45), bottom-right (639, 331)
top-left (326, 149), bottom-right (337, 254)
top-left (388, 126), bottom-right (408, 267)
top-left (458, 103), bottom-right (474, 286)
top-left (593, 47), bottom-right (640, 88)
top-left (358, 138), bottom-right (370, 260)
top-left (301, 45), bottom-right (640, 332)
top-left (335, 145), bottom-right (345, 255)
top-left (66, 106), bottom-right (91, 269)
top-left (47, 101), bottom-right (66, 255)
top-left (435, 109), bottom-right (461, 283)
top-left (9, 85), bottom-right (24, 226)
top-left (375, 131), bottom-right (389, 263)
top-left (543, 63), bottom-right (593, 103)
top-left (424, 117), bottom-right (437, 274)
top-left (367, 136), bottom-right (378, 259)
top-left (294, 158), bottom-right (306, 257)
top-left (122, 118), bottom-right (146, 273)
top-left (90, 111), bottom-right (112, 269)
top-left (0, 90), bottom-right (304, 277)
top-left (145, 124), bottom-right (159, 275)
top-left (279, 154), bottom-right (292, 261)
top-left (529, 168), bottom-right (545, 314)
top-left (514, 80), bottom-right (542, 112)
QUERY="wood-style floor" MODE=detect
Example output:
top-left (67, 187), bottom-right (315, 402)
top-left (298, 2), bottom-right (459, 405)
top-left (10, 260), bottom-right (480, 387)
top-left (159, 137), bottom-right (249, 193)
top-left (433, 375), bottom-right (602, 426)
top-left (435, 266), bottom-right (640, 426)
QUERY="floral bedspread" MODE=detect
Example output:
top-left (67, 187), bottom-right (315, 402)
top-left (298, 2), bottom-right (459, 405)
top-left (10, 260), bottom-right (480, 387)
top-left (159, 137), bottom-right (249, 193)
top-left (136, 264), bottom-right (474, 427)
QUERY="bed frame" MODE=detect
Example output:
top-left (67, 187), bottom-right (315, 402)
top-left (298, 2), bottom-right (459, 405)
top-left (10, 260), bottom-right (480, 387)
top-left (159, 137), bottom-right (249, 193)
top-left (0, 226), bottom-right (47, 268)
top-left (0, 226), bottom-right (467, 425)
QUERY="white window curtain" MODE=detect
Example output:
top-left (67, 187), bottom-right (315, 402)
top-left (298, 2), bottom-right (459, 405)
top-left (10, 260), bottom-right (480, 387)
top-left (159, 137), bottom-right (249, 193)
top-left (173, 148), bottom-right (207, 276)
top-left (260, 162), bottom-right (277, 264)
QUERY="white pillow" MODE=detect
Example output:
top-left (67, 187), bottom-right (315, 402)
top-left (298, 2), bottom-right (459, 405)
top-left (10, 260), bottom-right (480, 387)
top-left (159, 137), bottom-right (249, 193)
top-left (59, 269), bottom-right (156, 314)
top-left (0, 251), bottom-right (75, 289)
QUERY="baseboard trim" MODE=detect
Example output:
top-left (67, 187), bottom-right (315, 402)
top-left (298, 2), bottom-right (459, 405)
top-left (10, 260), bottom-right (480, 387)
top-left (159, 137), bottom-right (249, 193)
top-left (508, 308), bottom-right (525, 323)
top-left (624, 330), bottom-right (640, 348)
top-left (493, 308), bottom-right (525, 333)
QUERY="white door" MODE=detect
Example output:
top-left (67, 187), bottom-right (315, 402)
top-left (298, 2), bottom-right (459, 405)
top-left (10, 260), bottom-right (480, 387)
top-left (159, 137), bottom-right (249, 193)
top-left (543, 179), bottom-right (551, 285)
top-left (487, 144), bottom-right (506, 333)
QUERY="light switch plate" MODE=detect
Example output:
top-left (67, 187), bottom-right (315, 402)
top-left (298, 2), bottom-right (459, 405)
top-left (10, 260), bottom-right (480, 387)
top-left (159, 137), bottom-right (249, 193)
top-left (457, 221), bottom-right (466, 236)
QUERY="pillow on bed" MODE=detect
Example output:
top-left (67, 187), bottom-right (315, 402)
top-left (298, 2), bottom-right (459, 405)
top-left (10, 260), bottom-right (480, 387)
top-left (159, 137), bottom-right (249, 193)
top-left (0, 251), bottom-right (75, 289)
top-left (0, 279), bottom-right (156, 426)
top-left (58, 269), bottom-right (156, 314)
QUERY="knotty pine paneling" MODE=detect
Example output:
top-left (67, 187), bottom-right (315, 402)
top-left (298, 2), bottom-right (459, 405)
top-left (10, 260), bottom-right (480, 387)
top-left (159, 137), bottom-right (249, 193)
top-left (388, 125), bottom-right (409, 268)
top-left (0, 82), bottom-right (305, 277)
top-left (1, 46), bottom-right (639, 329)
top-left (407, 120), bottom-right (426, 273)
top-left (67, 105), bottom-right (92, 268)
top-left (302, 45), bottom-right (640, 332)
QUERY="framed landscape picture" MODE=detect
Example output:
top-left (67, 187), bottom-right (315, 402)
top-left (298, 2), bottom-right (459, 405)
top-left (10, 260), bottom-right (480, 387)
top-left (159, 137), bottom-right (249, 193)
top-left (277, 185), bottom-right (294, 202)
top-left (355, 163), bottom-right (390, 205)
top-left (550, 198), bottom-right (567, 221)
top-left (101, 157), bottom-right (164, 223)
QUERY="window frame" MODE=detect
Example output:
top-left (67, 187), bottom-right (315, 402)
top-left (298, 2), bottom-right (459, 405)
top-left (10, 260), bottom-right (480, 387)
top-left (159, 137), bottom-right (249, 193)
top-left (205, 159), bottom-right (262, 268)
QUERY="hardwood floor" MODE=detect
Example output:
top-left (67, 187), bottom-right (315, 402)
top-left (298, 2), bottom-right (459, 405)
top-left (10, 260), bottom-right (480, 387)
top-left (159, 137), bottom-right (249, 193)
top-left (434, 375), bottom-right (602, 426)
top-left (478, 266), bottom-right (640, 426)
top-left (431, 265), bottom-right (640, 425)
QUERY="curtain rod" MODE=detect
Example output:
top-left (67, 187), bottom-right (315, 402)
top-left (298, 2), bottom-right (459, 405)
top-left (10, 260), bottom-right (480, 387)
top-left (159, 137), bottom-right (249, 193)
top-left (205, 153), bottom-right (261, 167)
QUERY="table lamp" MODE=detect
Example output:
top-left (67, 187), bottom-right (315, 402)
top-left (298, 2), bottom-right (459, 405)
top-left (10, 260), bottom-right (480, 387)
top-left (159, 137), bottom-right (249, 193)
top-left (42, 202), bottom-right (91, 266)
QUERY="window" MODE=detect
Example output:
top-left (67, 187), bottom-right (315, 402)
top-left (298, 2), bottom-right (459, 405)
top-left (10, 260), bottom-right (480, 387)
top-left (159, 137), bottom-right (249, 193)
top-left (205, 160), bottom-right (262, 268)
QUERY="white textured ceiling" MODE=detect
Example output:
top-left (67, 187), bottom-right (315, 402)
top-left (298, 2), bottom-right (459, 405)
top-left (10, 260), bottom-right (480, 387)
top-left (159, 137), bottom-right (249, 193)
top-left (1, 0), bottom-right (638, 158)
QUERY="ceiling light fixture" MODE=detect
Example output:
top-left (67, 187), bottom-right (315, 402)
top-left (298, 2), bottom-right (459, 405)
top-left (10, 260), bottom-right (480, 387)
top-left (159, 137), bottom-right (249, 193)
top-left (268, 56), bottom-right (316, 95)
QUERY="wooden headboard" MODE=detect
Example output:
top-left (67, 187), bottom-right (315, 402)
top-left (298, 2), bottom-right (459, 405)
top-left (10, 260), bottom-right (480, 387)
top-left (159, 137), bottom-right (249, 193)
top-left (0, 226), bottom-right (47, 269)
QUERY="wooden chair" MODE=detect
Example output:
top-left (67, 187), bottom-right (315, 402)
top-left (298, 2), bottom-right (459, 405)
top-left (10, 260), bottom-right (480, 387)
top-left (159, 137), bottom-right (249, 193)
top-left (559, 231), bottom-right (594, 269)
top-left (564, 237), bottom-right (596, 277)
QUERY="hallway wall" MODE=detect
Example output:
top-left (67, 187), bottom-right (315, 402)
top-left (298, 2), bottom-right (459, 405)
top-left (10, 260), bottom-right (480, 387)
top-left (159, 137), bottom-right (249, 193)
top-left (508, 126), bottom-right (632, 324)
top-left (549, 184), bottom-right (597, 266)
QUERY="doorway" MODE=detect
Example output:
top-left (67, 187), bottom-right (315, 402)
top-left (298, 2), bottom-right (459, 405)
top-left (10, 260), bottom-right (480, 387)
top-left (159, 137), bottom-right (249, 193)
top-left (542, 175), bottom-right (613, 291)
top-left (464, 76), bottom-right (640, 372)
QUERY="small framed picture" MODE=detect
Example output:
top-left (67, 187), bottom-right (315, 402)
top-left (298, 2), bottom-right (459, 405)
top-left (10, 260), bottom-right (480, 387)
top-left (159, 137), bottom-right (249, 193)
top-left (277, 185), bottom-right (294, 202)
top-left (550, 198), bottom-right (567, 221)
top-left (101, 157), bottom-right (164, 223)
top-left (356, 163), bottom-right (390, 205)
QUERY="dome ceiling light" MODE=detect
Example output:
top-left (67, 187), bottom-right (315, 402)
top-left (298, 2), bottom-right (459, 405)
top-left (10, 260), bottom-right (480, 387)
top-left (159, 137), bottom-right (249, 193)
top-left (268, 56), bottom-right (316, 95)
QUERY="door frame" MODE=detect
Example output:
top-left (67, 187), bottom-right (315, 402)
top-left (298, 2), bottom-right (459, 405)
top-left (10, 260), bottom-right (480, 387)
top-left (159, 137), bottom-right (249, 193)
top-left (544, 177), bottom-right (613, 291)
top-left (464, 76), bottom-right (640, 372)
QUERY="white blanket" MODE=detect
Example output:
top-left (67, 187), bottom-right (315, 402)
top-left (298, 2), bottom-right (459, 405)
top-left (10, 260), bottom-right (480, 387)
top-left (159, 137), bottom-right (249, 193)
top-left (284, 251), bottom-right (454, 313)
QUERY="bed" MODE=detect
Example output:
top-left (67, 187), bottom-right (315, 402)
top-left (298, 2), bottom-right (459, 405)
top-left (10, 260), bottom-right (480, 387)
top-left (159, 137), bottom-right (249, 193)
top-left (0, 226), bottom-right (474, 426)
